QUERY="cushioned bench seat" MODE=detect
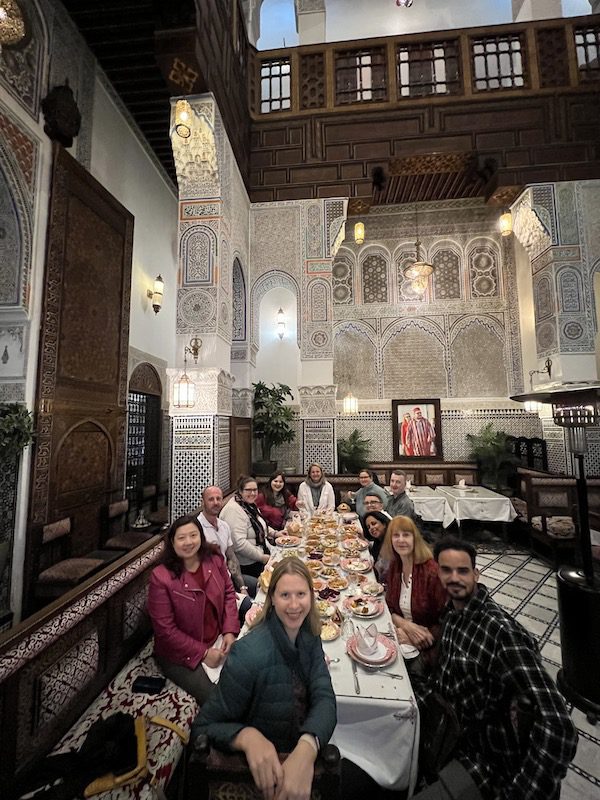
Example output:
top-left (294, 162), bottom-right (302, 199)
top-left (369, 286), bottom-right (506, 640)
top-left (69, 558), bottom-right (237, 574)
top-left (52, 640), bottom-right (200, 799)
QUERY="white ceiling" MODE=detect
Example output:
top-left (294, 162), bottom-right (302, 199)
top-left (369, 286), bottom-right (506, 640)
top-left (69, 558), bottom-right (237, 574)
top-left (257, 0), bottom-right (592, 50)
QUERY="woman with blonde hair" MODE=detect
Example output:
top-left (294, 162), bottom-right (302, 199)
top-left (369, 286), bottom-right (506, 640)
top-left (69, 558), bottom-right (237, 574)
top-left (382, 516), bottom-right (447, 673)
top-left (196, 558), bottom-right (336, 800)
top-left (297, 463), bottom-right (335, 517)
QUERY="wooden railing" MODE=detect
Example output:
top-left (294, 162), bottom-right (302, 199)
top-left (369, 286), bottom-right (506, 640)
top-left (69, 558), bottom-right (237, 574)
top-left (249, 15), bottom-right (600, 119)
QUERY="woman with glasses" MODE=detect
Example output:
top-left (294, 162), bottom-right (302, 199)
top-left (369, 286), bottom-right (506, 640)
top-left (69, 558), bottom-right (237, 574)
top-left (221, 475), bottom-right (275, 580)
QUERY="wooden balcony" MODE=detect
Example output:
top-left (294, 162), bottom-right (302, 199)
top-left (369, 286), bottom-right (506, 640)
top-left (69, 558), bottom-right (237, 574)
top-left (248, 15), bottom-right (600, 204)
top-left (250, 16), bottom-right (600, 119)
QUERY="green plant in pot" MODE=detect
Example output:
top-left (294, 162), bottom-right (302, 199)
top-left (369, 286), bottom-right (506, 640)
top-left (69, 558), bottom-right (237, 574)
top-left (337, 429), bottom-right (371, 474)
top-left (252, 382), bottom-right (295, 474)
top-left (466, 422), bottom-right (518, 492)
top-left (0, 402), bottom-right (35, 462)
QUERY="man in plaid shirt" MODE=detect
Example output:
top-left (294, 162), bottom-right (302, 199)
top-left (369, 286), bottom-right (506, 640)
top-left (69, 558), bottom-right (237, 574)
top-left (414, 537), bottom-right (577, 799)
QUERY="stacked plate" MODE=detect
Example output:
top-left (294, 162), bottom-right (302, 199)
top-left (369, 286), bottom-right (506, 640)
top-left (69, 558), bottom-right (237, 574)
top-left (347, 633), bottom-right (397, 668)
top-left (343, 596), bottom-right (384, 619)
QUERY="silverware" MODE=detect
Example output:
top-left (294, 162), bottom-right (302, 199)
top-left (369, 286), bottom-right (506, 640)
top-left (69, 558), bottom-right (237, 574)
top-left (351, 658), bottom-right (361, 694)
top-left (360, 665), bottom-right (404, 679)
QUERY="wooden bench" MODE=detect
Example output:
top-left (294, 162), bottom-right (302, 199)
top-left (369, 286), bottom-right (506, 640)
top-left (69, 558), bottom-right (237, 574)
top-left (51, 639), bottom-right (198, 800)
top-left (0, 535), bottom-right (190, 795)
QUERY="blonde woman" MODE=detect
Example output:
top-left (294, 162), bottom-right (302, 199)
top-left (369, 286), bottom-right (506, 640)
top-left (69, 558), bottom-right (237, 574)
top-left (196, 558), bottom-right (336, 800)
top-left (382, 516), bottom-right (447, 671)
top-left (297, 463), bottom-right (335, 517)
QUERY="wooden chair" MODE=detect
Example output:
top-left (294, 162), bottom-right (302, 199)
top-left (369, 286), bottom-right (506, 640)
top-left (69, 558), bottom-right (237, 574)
top-left (101, 498), bottom-right (154, 551)
top-left (528, 478), bottom-right (578, 567)
top-left (187, 735), bottom-right (341, 800)
top-left (34, 517), bottom-right (107, 607)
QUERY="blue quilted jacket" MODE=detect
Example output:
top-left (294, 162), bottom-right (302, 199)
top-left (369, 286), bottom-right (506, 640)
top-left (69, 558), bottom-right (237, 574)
top-left (195, 612), bottom-right (336, 753)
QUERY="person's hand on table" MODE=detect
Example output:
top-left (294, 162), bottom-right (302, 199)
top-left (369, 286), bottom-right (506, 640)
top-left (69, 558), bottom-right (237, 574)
top-left (276, 739), bottom-right (316, 800)
top-left (203, 647), bottom-right (225, 668)
top-left (233, 727), bottom-right (283, 800)
top-left (220, 633), bottom-right (236, 655)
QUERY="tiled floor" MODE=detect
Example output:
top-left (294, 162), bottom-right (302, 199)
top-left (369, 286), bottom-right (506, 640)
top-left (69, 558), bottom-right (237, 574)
top-left (476, 549), bottom-right (600, 800)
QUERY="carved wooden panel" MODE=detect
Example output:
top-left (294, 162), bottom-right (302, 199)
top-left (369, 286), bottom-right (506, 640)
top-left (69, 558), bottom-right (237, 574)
top-left (129, 362), bottom-right (162, 396)
top-left (26, 144), bottom-right (133, 605)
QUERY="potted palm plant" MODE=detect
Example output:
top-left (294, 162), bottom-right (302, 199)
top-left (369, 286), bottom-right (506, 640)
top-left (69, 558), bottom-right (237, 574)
top-left (252, 382), bottom-right (295, 474)
top-left (337, 429), bottom-right (371, 474)
top-left (466, 422), bottom-right (518, 492)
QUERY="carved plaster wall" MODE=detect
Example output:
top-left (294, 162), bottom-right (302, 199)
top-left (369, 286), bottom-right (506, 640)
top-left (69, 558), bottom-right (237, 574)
top-left (332, 200), bottom-right (522, 399)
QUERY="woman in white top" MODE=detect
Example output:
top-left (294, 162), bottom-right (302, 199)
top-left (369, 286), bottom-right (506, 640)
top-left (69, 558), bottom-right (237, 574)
top-left (220, 475), bottom-right (274, 579)
top-left (297, 464), bottom-right (335, 517)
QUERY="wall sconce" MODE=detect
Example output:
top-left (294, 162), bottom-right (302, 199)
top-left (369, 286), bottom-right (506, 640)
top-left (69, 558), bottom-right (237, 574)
top-left (342, 393), bottom-right (359, 414)
top-left (146, 274), bottom-right (164, 314)
top-left (529, 357), bottom-right (552, 390)
top-left (186, 336), bottom-right (202, 363)
top-left (174, 99), bottom-right (192, 138)
top-left (499, 210), bottom-right (513, 237)
top-left (276, 307), bottom-right (286, 340)
top-left (354, 221), bottom-right (365, 245)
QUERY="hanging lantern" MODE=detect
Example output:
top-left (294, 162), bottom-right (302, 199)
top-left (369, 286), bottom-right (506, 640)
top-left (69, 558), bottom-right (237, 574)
top-left (499, 211), bottom-right (513, 237)
top-left (173, 371), bottom-right (195, 408)
top-left (354, 221), bottom-right (365, 245)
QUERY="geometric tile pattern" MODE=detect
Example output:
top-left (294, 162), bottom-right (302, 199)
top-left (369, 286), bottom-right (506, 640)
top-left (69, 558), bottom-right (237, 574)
top-left (216, 415), bottom-right (231, 493)
top-left (477, 551), bottom-right (599, 800)
top-left (432, 247), bottom-right (461, 299)
top-left (37, 630), bottom-right (99, 728)
top-left (361, 252), bottom-right (388, 303)
top-left (302, 418), bottom-right (336, 473)
top-left (171, 415), bottom-right (214, 518)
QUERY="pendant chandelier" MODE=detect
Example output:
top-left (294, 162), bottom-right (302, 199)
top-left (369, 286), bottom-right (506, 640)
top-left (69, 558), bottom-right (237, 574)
top-left (0, 1), bottom-right (26, 50)
top-left (403, 205), bottom-right (433, 295)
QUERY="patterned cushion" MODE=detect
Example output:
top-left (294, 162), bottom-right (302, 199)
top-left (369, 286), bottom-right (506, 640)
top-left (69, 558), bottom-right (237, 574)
top-left (108, 499), bottom-right (129, 518)
top-left (531, 516), bottom-right (575, 539)
top-left (38, 557), bottom-right (105, 585)
top-left (105, 531), bottom-right (153, 550)
top-left (42, 517), bottom-right (71, 544)
top-left (53, 640), bottom-right (199, 800)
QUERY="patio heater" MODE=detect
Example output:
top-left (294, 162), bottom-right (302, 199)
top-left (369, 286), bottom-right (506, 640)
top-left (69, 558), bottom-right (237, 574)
top-left (512, 383), bottom-right (600, 723)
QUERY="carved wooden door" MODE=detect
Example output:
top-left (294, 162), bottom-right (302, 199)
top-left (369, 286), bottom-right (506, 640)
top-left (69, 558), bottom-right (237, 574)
top-left (28, 144), bottom-right (133, 565)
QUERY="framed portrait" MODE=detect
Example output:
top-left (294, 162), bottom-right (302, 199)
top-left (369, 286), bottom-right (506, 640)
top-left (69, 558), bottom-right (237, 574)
top-left (391, 399), bottom-right (443, 461)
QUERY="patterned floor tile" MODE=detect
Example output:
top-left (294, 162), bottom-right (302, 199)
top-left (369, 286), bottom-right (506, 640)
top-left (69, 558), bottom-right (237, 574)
top-left (515, 614), bottom-right (550, 638)
top-left (541, 641), bottom-right (563, 664)
top-left (520, 603), bottom-right (557, 623)
top-left (491, 591), bottom-right (521, 610)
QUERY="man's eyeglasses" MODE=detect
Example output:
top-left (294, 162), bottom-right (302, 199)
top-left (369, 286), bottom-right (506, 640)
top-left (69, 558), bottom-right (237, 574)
top-left (243, 487), bottom-right (259, 493)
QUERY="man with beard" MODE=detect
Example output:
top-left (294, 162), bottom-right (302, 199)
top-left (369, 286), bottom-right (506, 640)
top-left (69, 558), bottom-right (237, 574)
top-left (413, 537), bottom-right (577, 799)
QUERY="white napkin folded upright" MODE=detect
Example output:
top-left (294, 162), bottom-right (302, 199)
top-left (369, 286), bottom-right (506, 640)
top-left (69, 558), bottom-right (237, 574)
top-left (201, 634), bottom-right (225, 683)
top-left (355, 623), bottom-right (379, 656)
top-left (458, 479), bottom-right (466, 488)
top-left (406, 480), bottom-right (412, 489)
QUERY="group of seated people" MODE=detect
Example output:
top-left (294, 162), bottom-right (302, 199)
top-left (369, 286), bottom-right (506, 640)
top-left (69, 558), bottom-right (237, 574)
top-left (146, 465), bottom-right (578, 800)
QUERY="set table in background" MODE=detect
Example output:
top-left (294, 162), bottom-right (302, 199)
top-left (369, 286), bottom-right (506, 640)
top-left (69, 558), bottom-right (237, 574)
top-left (407, 486), bottom-right (455, 528)
top-left (436, 485), bottom-right (518, 528)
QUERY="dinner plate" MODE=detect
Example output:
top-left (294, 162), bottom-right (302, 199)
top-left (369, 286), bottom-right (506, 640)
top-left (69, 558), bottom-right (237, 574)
top-left (362, 581), bottom-right (384, 596)
top-left (342, 538), bottom-right (368, 552)
top-left (316, 599), bottom-right (336, 618)
top-left (327, 576), bottom-right (349, 591)
top-left (312, 578), bottom-right (327, 592)
top-left (320, 621), bottom-right (340, 642)
top-left (341, 557), bottom-right (371, 573)
top-left (305, 560), bottom-right (324, 575)
top-left (343, 597), bottom-right (384, 619)
top-left (347, 634), bottom-right (397, 666)
top-left (275, 535), bottom-right (302, 547)
top-left (453, 485), bottom-right (474, 492)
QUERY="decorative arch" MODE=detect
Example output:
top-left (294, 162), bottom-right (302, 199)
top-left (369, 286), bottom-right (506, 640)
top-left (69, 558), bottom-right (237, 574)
top-left (332, 246), bottom-right (355, 305)
top-left (359, 245), bottom-right (390, 304)
top-left (449, 314), bottom-right (505, 344)
top-left (129, 362), bottom-right (162, 396)
top-left (449, 316), bottom-right (508, 397)
top-left (309, 278), bottom-right (330, 322)
top-left (556, 265), bottom-right (582, 313)
top-left (251, 270), bottom-right (301, 348)
top-left (466, 237), bottom-right (500, 298)
top-left (430, 240), bottom-right (462, 301)
top-left (534, 273), bottom-right (554, 322)
top-left (180, 224), bottom-right (218, 285)
top-left (0, 0), bottom-right (47, 119)
top-left (381, 318), bottom-right (447, 398)
top-left (232, 257), bottom-right (247, 342)
top-left (333, 320), bottom-right (379, 399)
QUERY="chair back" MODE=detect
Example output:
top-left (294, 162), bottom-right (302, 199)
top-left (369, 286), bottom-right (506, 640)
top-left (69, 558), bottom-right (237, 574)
top-left (102, 499), bottom-right (129, 543)
top-left (39, 517), bottom-right (73, 573)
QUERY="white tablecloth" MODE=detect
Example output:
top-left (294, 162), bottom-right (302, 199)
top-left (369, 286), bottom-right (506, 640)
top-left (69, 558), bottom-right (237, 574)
top-left (252, 548), bottom-right (420, 793)
top-left (408, 487), bottom-right (455, 528)
top-left (436, 486), bottom-right (518, 524)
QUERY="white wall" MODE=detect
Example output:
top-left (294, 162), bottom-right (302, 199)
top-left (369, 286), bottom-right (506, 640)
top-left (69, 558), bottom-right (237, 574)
top-left (255, 287), bottom-right (300, 395)
top-left (90, 79), bottom-right (178, 367)
top-left (514, 237), bottom-right (538, 389)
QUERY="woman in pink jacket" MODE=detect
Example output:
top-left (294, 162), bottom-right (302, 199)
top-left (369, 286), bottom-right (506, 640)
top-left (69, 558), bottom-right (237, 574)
top-left (148, 514), bottom-right (240, 703)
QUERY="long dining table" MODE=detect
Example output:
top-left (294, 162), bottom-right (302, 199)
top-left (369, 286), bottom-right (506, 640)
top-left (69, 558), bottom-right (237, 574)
top-left (249, 515), bottom-right (420, 794)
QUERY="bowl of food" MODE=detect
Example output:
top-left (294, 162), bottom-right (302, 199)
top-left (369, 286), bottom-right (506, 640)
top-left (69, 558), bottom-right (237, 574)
top-left (320, 621), bottom-right (340, 642)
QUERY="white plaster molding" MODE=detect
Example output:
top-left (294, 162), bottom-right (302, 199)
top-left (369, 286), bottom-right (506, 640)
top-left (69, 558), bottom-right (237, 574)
top-left (298, 384), bottom-right (337, 417)
top-left (170, 95), bottom-right (219, 199)
top-left (513, 194), bottom-right (552, 260)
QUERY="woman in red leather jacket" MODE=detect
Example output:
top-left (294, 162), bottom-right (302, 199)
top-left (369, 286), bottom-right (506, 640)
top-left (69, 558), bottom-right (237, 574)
top-left (147, 514), bottom-right (240, 703)
top-left (382, 515), bottom-right (447, 675)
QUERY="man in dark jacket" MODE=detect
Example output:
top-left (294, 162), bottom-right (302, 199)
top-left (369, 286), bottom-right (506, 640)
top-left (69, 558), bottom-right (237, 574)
top-left (414, 537), bottom-right (577, 800)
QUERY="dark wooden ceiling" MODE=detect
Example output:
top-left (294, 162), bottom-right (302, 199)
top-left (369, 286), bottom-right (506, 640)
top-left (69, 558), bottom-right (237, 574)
top-left (61, 1), bottom-right (196, 184)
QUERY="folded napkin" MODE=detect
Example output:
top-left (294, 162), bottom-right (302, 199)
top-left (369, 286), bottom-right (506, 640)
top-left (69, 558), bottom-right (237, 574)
top-left (406, 480), bottom-right (412, 489)
top-left (458, 479), bottom-right (466, 488)
top-left (202, 634), bottom-right (225, 683)
top-left (355, 623), bottom-right (379, 656)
